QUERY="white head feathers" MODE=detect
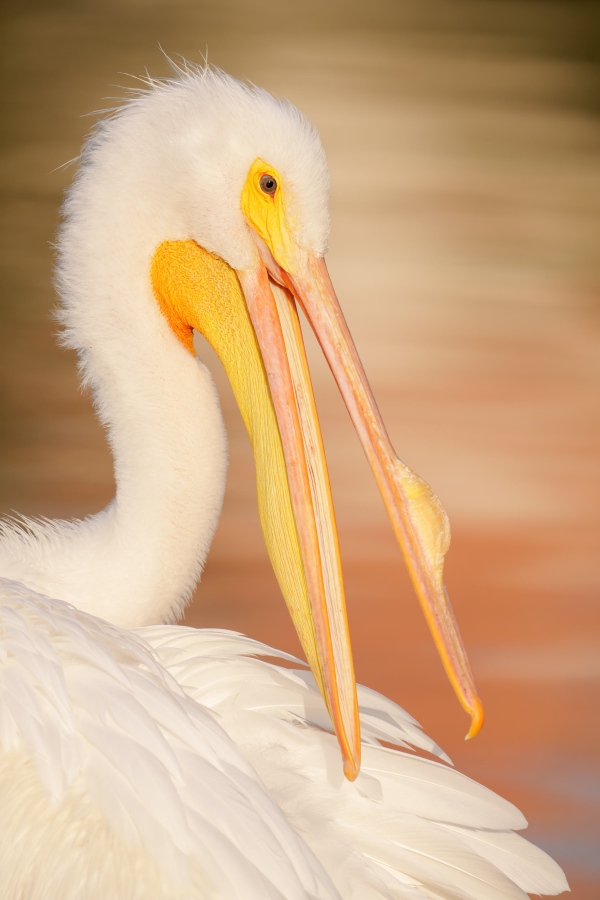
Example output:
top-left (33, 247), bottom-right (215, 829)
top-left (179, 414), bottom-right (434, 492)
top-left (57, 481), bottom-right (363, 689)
top-left (63, 65), bottom-right (330, 274)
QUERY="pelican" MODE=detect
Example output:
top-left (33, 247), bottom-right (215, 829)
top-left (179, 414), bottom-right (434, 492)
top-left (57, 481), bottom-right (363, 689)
top-left (0, 64), bottom-right (568, 899)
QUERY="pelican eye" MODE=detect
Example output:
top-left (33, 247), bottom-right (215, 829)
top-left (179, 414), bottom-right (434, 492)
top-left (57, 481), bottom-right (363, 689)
top-left (259, 174), bottom-right (277, 195)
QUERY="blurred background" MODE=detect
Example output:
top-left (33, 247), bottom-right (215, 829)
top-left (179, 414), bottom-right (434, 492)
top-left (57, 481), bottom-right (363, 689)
top-left (1, 0), bottom-right (599, 895)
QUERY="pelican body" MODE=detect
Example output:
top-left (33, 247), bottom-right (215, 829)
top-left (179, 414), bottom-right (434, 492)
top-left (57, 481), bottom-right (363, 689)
top-left (0, 65), bottom-right (568, 899)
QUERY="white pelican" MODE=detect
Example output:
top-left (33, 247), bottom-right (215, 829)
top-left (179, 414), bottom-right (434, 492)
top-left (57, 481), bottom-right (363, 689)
top-left (0, 65), bottom-right (568, 899)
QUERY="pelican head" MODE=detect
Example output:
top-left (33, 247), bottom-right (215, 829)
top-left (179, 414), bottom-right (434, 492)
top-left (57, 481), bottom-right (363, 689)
top-left (59, 66), bottom-right (482, 780)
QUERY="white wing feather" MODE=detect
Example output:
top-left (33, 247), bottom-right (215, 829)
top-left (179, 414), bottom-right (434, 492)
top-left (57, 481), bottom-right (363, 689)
top-left (0, 582), bottom-right (568, 899)
top-left (0, 580), bottom-right (339, 900)
top-left (142, 624), bottom-right (569, 900)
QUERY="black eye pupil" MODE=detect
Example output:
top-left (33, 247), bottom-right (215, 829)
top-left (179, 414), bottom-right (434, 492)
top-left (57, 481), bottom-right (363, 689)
top-left (259, 174), bottom-right (277, 194)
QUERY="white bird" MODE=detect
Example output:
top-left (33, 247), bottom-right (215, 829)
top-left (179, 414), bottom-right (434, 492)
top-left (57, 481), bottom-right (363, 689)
top-left (0, 64), bottom-right (568, 899)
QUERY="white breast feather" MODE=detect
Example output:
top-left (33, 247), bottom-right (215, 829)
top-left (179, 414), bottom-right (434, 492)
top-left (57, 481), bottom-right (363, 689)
top-left (0, 580), bottom-right (338, 900)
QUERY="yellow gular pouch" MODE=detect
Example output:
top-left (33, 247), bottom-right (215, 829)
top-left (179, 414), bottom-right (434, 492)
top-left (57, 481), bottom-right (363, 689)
top-left (241, 158), bottom-right (297, 273)
top-left (150, 239), bottom-right (324, 698)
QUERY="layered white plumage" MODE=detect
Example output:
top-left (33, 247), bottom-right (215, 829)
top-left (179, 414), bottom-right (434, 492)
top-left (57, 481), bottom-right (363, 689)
top-left (0, 580), bottom-right (337, 899)
top-left (0, 64), bottom-right (569, 898)
top-left (0, 579), bottom-right (567, 899)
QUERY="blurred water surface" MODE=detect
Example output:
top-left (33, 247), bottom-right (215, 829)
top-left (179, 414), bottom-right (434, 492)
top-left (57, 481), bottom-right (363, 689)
top-left (1, 1), bottom-right (599, 896)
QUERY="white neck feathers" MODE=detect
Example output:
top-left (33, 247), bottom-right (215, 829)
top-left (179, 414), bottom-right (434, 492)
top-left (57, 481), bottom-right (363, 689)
top-left (0, 67), bottom-right (331, 625)
top-left (0, 97), bottom-right (228, 626)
